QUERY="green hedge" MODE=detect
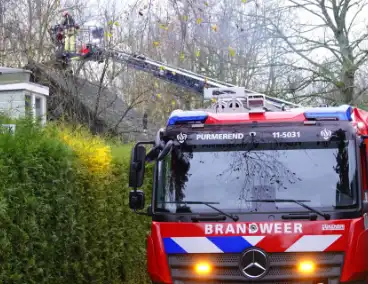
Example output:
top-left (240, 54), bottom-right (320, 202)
top-left (0, 119), bottom-right (152, 284)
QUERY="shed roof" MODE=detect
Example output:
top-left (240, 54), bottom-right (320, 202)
top-left (0, 67), bottom-right (31, 75)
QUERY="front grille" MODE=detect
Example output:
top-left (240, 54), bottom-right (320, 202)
top-left (168, 252), bottom-right (344, 283)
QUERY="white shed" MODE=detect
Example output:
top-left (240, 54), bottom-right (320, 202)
top-left (0, 67), bottom-right (49, 124)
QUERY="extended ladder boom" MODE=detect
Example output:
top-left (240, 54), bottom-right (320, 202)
top-left (49, 13), bottom-right (299, 111)
top-left (102, 48), bottom-right (300, 111)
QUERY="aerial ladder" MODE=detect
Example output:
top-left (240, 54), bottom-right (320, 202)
top-left (102, 49), bottom-right (301, 112)
top-left (49, 15), bottom-right (301, 114)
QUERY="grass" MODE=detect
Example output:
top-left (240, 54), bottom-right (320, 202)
top-left (110, 143), bottom-right (134, 162)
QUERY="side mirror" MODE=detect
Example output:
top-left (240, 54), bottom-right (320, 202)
top-left (129, 190), bottom-right (145, 210)
top-left (157, 140), bottom-right (174, 161)
top-left (129, 145), bottom-right (146, 188)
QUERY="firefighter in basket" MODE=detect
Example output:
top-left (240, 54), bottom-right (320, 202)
top-left (61, 11), bottom-right (79, 54)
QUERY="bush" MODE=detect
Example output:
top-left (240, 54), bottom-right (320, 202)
top-left (0, 119), bottom-right (152, 284)
top-left (110, 143), bottom-right (152, 284)
top-left (58, 125), bottom-right (112, 178)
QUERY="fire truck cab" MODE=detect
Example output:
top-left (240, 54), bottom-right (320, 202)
top-left (128, 93), bottom-right (368, 284)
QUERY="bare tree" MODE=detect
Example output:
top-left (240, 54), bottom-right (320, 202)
top-left (0, 0), bottom-right (66, 66)
top-left (62, 0), bottom-right (156, 135)
top-left (263, 0), bottom-right (368, 104)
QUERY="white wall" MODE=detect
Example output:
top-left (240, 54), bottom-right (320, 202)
top-left (0, 71), bottom-right (49, 123)
top-left (0, 90), bottom-right (26, 118)
top-left (0, 88), bottom-right (48, 124)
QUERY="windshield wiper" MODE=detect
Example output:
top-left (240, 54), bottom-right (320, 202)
top-left (162, 201), bottom-right (239, 222)
top-left (247, 199), bottom-right (331, 220)
top-left (191, 215), bottom-right (227, 222)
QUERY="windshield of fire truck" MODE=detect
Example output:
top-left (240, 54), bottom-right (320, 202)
top-left (155, 138), bottom-right (359, 214)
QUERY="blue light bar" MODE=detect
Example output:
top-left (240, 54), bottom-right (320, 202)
top-left (167, 110), bottom-right (208, 126)
top-left (304, 105), bottom-right (353, 121)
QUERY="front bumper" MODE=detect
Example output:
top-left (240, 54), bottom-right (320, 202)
top-left (167, 252), bottom-right (344, 283)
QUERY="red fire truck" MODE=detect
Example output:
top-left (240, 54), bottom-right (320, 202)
top-left (128, 93), bottom-right (368, 284)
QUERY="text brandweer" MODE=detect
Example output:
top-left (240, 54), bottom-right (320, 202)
top-left (204, 223), bottom-right (303, 235)
top-left (196, 133), bottom-right (244, 140)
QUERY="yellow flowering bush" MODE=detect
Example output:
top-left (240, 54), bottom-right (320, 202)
top-left (58, 126), bottom-right (112, 178)
top-left (0, 118), bottom-right (153, 283)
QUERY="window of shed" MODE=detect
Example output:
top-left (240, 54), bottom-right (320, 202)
top-left (35, 97), bottom-right (42, 118)
top-left (25, 94), bottom-right (32, 117)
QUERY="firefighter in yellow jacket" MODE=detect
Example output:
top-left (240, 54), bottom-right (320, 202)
top-left (61, 11), bottom-right (79, 53)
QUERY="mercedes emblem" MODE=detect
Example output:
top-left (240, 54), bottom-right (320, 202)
top-left (239, 248), bottom-right (270, 279)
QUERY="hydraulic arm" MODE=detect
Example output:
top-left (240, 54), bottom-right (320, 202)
top-left (49, 19), bottom-right (300, 111)
top-left (103, 48), bottom-right (300, 110)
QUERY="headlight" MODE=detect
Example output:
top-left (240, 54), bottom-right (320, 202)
top-left (298, 260), bottom-right (315, 274)
top-left (194, 262), bottom-right (212, 275)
